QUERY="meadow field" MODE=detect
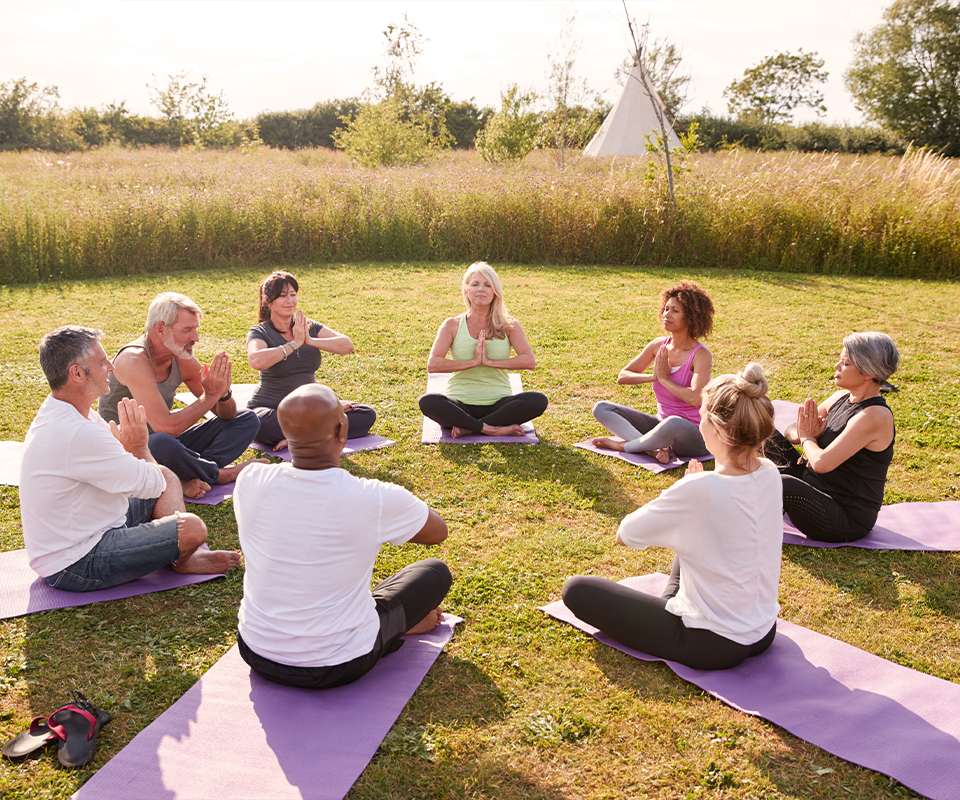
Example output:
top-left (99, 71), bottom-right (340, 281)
top-left (1, 146), bottom-right (959, 285)
top-left (0, 262), bottom-right (958, 799)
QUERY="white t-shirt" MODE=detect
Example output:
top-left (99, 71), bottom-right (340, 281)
top-left (617, 459), bottom-right (783, 645)
top-left (234, 463), bottom-right (429, 667)
top-left (20, 395), bottom-right (166, 576)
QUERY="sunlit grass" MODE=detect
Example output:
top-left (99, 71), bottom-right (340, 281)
top-left (0, 264), bottom-right (957, 798)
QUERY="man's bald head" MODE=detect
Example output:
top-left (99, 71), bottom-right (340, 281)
top-left (278, 385), bottom-right (347, 466)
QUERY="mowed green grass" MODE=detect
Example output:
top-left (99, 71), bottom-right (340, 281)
top-left (0, 263), bottom-right (958, 799)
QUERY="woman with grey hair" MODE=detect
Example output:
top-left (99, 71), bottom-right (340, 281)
top-left (763, 332), bottom-right (901, 542)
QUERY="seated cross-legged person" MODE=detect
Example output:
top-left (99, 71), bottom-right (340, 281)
top-left (20, 326), bottom-right (240, 592)
top-left (99, 292), bottom-right (265, 500)
top-left (234, 384), bottom-right (452, 689)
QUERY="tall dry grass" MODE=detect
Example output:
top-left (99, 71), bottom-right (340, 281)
top-left (1, 146), bottom-right (958, 283)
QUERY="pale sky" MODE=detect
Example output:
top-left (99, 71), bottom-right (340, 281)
top-left (2, 1), bottom-right (891, 125)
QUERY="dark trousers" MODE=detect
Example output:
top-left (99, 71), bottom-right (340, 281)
top-left (252, 404), bottom-right (377, 447)
top-left (562, 559), bottom-right (776, 671)
top-left (418, 392), bottom-right (548, 433)
top-left (149, 408), bottom-right (260, 484)
top-left (762, 430), bottom-right (869, 543)
top-left (238, 558), bottom-right (452, 690)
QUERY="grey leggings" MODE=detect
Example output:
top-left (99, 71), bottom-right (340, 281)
top-left (592, 400), bottom-right (708, 457)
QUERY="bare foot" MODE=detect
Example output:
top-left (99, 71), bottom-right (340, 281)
top-left (591, 436), bottom-right (626, 452)
top-left (483, 424), bottom-right (525, 437)
top-left (650, 447), bottom-right (671, 464)
top-left (181, 478), bottom-right (211, 499)
top-left (450, 426), bottom-right (472, 439)
top-left (406, 607), bottom-right (444, 635)
top-left (273, 438), bottom-right (288, 451)
top-left (216, 458), bottom-right (270, 484)
top-left (173, 549), bottom-right (241, 574)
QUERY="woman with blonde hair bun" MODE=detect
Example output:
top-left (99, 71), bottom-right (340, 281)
top-left (418, 262), bottom-right (548, 437)
top-left (563, 363), bottom-right (783, 671)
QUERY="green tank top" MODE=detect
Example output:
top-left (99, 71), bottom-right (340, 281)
top-left (445, 314), bottom-right (512, 405)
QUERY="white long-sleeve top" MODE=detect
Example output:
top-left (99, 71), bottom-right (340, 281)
top-left (617, 459), bottom-right (783, 644)
top-left (20, 395), bottom-right (165, 576)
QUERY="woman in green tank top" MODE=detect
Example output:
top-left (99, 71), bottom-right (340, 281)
top-left (418, 263), bottom-right (548, 437)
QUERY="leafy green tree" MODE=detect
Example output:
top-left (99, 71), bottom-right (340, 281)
top-left (0, 77), bottom-right (77, 151)
top-left (443, 99), bottom-right (493, 149)
top-left (724, 50), bottom-right (829, 123)
top-left (257, 100), bottom-right (360, 150)
top-left (845, 0), bottom-right (960, 156)
top-left (333, 97), bottom-right (435, 166)
top-left (476, 85), bottom-right (540, 163)
top-left (147, 70), bottom-right (233, 147)
top-left (541, 10), bottom-right (595, 167)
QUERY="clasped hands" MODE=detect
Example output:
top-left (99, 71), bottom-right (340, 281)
top-left (472, 329), bottom-right (498, 367)
top-left (200, 351), bottom-right (233, 401)
top-left (796, 398), bottom-right (826, 441)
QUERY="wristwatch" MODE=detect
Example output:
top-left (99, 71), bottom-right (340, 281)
top-left (219, 390), bottom-right (233, 402)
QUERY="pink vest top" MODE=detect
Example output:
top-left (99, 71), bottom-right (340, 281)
top-left (652, 342), bottom-right (704, 425)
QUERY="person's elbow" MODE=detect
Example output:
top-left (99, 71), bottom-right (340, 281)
top-left (409, 508), bottom-right (448, 545)
top-left (341, 339), bottom-right (355, 355)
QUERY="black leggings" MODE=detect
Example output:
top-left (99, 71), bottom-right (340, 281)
top-left (561, 560), bottom-right (776, 671)
top-left (238, 558), bottom-right (452, 690)
top-left (762, 431), bottom-right (870, 543)
top-left (418, 392), bottom-right (548, 433)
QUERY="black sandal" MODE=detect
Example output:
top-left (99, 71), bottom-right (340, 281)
top-left (48, 692), bottom-right (111, 769)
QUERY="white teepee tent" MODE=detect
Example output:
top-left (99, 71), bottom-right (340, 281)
top-left (583, 62), bottom-right (680, 158)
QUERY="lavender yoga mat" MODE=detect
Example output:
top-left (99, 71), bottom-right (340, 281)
top-left (572, 440), bottom-right (714, 474)
top-left (421, 373), bottom-right (539, 444)
top-left (542, 574), bottom-right (960, 800)
top-left (0, 548), bottom-right (223, 620)
top-left (72, 615), bottom-right (462, 800)
top-left (783, 502), bottom-right (960, 551)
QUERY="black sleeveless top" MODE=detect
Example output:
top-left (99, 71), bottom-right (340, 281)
top-left (802, 393), bottom-right (894, 532)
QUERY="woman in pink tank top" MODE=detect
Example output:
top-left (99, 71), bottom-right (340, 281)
top-left (591, 281), bottom-right (714, 463)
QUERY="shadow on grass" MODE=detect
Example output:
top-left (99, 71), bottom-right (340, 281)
top-left (434, 439), bottom-right (639, 521)
top-left (784, 546), bottom-right (960, 618)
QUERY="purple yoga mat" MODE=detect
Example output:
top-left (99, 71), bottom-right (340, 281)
top-left (542, 574), bottom-right (960, 800)
top-left (772, 398), bottom-right (800, 434)
top-left (0, 548), bottom-right (223, 620)
top-left (421, 373), bottom-right (539, 444)
top-left (572, 440), bottom-right (714, 474)
top-left (783, 502), bottom-right (960, 551)
top-left (72, 615), bottom-right (462, 800)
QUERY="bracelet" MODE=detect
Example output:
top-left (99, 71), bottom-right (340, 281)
top-left (281, 342), bottom-right (289, 360)
top-left (219, 389), bottom-right (233, 402)
top-left (801, 437), bottom-right (817, 445)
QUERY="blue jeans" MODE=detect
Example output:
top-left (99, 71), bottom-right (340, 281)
top-left (43, 498), bottom-right (180, 592)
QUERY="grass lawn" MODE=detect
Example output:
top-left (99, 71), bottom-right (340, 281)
top-left (1, 262), bottom-right (958, 799)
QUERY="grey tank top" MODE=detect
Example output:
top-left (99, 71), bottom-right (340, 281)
top-left (98, 335), bottom-right (183, 431)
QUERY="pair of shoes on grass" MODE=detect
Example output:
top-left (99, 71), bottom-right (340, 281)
top-left (1, 691), bottom-right (111, 768)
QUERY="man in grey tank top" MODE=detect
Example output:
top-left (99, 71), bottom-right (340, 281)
top-left (98, 292), bottom-right (264, 500)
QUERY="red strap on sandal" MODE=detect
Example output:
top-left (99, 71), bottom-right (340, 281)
top-left (29, 716), bottom-right (66, 742)
top-left (48, 704), bottom-right (98, 741)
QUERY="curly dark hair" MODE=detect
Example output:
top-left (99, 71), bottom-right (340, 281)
top-left (659, 280), bottom-right (714, 340)
top-left (257, 270), bottom-right (300, 322)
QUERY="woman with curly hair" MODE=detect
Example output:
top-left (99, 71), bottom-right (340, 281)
top-left (591, 280), bottom-right (715, 463)
top-left (418, 262), bottom-right (548, 438)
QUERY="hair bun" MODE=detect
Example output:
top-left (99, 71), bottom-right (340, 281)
top-left (736, 362), bottom-right (768, 398)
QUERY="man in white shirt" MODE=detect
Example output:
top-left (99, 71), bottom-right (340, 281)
top-left (235, 383), bottom-right (451, 689)
top-left (20, 326), bottom-right (241, 591)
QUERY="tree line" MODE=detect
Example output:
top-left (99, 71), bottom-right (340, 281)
top-left (1, 0), bottom-right (956, 159)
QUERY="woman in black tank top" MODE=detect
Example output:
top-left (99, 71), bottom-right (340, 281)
top-left (762, 332), bottom-right (901, 542)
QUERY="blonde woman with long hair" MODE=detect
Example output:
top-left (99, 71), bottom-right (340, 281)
top-left (419, 262), bottom-right (548, 437)
top-left (563, 363), bottom-right (782, 671)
